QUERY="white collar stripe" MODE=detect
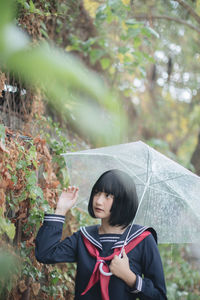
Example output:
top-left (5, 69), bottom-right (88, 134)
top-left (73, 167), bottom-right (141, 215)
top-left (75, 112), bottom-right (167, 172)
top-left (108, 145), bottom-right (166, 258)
top-left (99, 236), bottom-right (120, 241)
top-left (111, 227), bottom-right (149, 249)
top-left (81, 227), bottom-right (102, 249)
top-left (100, 239), bottom-right (119, 242)
top-left (126, 227), bottom-right (148, 244)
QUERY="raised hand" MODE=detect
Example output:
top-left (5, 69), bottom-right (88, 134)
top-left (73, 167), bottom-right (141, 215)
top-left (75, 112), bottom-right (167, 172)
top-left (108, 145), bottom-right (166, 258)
top-left (55, 186), bottom-right (79, 216)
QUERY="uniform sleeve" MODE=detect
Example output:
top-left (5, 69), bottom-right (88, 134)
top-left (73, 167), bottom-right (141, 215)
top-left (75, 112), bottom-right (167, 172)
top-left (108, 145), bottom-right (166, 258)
top-left (35, 214), bottom-right (79, 264)
top-left (130, 234), bottom-right (167, 300)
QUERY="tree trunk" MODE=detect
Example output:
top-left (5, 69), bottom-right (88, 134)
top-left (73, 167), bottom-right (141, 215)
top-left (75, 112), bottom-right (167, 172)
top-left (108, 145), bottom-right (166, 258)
top-left (191, 130), bottom-right (200, 175)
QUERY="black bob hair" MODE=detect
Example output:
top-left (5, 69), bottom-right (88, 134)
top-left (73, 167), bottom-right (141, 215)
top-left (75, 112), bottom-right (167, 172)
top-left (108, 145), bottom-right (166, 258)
top-left (88, 169), bottom-right (138, 228)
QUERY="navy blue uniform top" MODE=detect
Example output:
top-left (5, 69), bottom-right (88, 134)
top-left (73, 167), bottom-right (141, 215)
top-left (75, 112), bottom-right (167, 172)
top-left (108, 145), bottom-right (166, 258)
top-left (35, 214), bottom-right (167, 300)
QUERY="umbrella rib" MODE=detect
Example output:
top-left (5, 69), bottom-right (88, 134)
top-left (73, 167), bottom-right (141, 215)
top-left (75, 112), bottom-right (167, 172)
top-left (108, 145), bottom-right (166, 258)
top-left (146, 185), bottom-right (184, 199)
top-left (143, 146), bottom-right (152, 224)
top-left (146, 146), bottom-right (151, 182)
top-left (121, 174), bottom-right (153, 254)
top-left (62, 152), bottom-right (116, 157)
top-left (114, 158), bottom-right (146, 185)
top-left (148, 183), bottom-right (200, 221)
top-left (150, 174), bottom-right (188, 186)
top-left (158, 179), bottom-right (200, 219)
top-left (133, 173), bottom-right (153, 222)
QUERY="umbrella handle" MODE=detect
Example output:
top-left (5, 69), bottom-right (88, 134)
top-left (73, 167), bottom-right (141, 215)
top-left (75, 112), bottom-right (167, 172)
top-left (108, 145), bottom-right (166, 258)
top-left (99, 262), bottom-right (112, 276)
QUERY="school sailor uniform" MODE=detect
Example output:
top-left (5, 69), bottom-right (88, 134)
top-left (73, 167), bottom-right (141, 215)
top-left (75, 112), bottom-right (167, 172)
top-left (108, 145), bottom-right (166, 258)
top-left (35, 214), bottom-right (167, 300)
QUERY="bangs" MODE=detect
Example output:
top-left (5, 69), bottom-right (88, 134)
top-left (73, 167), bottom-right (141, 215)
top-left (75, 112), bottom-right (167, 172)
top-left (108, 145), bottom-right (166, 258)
top-left (92, 171), bottom-right (121, 198)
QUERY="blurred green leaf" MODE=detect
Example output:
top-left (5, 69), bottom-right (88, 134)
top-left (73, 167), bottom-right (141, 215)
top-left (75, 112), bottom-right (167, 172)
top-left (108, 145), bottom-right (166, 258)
top-left (0, 218), bottom-right (15, 240)
top-left (0, 249), bottom-right (21, 293)
top-left (0, 0), bottom-right (15, 30)
top-left (0, 124), bottom-right (6, 143)
top-left (0, 0), bottom-right (127, 146)
top-left (100, 57), bottom-right (111, 70)
top-left (89, 48), bottom-right (105, 64)
top-left (141, 26), bottom-right (160, 39)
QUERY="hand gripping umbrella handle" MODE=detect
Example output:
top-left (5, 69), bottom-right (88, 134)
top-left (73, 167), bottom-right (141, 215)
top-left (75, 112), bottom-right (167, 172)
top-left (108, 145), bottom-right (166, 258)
top-left (99, 262), bottom-right (112, 276)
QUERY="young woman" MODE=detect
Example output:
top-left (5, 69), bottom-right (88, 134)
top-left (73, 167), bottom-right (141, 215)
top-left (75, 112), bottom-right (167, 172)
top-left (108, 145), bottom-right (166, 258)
top-left (35, 169), bottom-right (167, 300)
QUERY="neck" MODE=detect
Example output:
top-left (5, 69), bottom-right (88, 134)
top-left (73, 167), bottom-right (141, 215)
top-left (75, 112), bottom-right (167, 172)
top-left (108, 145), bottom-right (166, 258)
top-left (99, 219), bottom-right (126, 234)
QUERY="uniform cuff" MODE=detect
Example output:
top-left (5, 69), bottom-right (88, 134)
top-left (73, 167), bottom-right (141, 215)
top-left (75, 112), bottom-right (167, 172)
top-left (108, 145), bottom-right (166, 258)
top-left (130, 275), bottom-right (143, 294)
top-left (44, 213), bottom-right (65, 224)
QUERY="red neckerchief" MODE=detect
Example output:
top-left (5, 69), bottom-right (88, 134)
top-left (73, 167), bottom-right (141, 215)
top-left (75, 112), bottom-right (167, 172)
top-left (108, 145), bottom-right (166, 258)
top-left (81, 230), bottom-right (151, 300)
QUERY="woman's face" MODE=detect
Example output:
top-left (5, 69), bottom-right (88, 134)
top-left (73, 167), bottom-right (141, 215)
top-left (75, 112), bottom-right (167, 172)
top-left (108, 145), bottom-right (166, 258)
top-left (93, 191), bottom-right (114, 220)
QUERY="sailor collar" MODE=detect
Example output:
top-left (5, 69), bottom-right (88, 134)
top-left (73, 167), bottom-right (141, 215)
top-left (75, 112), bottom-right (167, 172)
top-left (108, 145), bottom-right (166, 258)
top-left (80, 224), bottom-right (157, 251)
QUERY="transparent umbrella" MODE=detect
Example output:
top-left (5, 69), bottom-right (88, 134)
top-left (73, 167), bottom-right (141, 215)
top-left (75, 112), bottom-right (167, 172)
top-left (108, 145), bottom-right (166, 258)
top-left (62, 141), bottom-right (200, 243)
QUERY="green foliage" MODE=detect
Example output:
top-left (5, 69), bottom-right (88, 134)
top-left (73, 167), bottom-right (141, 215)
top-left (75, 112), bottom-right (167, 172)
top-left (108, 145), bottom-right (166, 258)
top-left (1, 0), bottom-right (200, 298)
top-left (0, 124), bottom-right (6, 142)
top-left (61, 0), bottom-right (159, 109)
top-left (159, 244), bottom-right (200, 299)
top-left (0, 120), bottom-right (77, 297)
top-left (16, 0), bottom-right (51, 16)
top-left (36, 115), bottom-right (73, 187)
top-left (0, 0), bottom-right (127, 147)
top-left (0, 209), bottom-right (15, 240)
top-left (0, 249), bottom-right (20, 296)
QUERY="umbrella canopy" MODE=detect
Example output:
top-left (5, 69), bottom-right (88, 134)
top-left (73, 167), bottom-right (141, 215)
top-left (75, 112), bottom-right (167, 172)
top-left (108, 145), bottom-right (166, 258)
top-left (62, 141), bottom-right (200, 243)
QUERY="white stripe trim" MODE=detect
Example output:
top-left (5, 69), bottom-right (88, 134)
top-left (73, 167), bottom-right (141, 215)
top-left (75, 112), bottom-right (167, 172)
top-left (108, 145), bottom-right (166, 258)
top-left (81, 227), bottom-right (102, 250)
top-left (99, 236), bottom-right (120, 240)
top-left (44, 217), bottom-right (65, 223)
top-left (126, 227), bottom-right (148, 244)
top-left (111, 227), bottom-right (149, 249)
top-left (131, 275), bottom-right (143, 293)
top-left (45, 214), bottom-right (65, 217)
top-left (44, 216), bottom-right (65, 220)
top-left (100, 239), bottom-right (119, 243)
top-left (137, 275), bottom-right (143, 291)
top-left (45, 214), bottom-right (65, 219)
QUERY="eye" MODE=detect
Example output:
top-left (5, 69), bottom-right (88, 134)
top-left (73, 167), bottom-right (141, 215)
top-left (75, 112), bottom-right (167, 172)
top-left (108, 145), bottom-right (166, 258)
top-left (105, 193), bottom-right (113, 199)
top-left (93, 190), bottom-right (100, 195)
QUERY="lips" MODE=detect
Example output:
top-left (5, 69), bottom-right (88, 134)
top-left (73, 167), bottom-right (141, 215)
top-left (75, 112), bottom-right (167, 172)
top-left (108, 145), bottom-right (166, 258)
top-left (94, 207), bottom-right (104, 212)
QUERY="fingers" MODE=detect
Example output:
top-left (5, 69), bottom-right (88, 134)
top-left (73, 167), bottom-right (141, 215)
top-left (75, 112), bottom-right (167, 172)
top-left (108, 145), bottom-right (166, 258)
top-left (112, 250), bottom-right (127, 261)
top-left (118, 249), bottom-right (128, 259)
top-left (122, 249), bottom-right (129, 261)
top-left (64, 186), bottom-right (79, 193)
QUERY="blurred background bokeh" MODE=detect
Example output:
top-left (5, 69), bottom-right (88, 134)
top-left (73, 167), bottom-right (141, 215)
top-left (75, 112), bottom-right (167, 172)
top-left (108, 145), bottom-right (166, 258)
top-left (0, 0), bottom-right (200, 299)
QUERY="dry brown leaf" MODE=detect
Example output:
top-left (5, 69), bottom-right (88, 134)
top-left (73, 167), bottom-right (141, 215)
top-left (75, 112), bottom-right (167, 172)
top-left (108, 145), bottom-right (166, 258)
top-left (10, 287), bottom-right (22, 300)
top-left (0, 72), bottom-right (6, 97)
top-left (0, 140), bottom-right (10, 154)
top-left (31, 282), bottom-right (40, 296)
top-left (18, 280), bottom-right (27, 293)
top-left (65, 291), bottom-right (74, 300)
top-left (0, 179), bottom-right (8, 189)
top-left (7, 178), bottom-right (14, 189)
top-left (17, 213), bottom-right (27, 219)
top-left (0, 189), bottom-right (5, 212)
top-left (3, 169), bottom-right (11, 180)
top-left (50, 180), bottom-right (60, 188)
top-left (42, 144), bottom-right (51, 160)
top-left (34, 136), bottom-right (46, 145)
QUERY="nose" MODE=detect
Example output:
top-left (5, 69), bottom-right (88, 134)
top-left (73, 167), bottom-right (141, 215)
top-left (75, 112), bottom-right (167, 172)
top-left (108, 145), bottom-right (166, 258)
top-left (96, 193), bottom-right (104, 204)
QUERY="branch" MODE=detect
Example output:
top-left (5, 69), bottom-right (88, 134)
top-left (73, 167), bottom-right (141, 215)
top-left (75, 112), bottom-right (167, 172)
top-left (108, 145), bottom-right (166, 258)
top-left (132, 14), bottom-right (200, 35)
top-left (175, 0), bottom-right (200, 25)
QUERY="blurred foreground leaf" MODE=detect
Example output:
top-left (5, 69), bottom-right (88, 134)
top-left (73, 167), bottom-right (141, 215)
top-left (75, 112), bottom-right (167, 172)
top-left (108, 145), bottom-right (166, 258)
top-left (0, 249), bottom-right (21, 293)
top-left (0, 0), bottom-right (127, 145)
